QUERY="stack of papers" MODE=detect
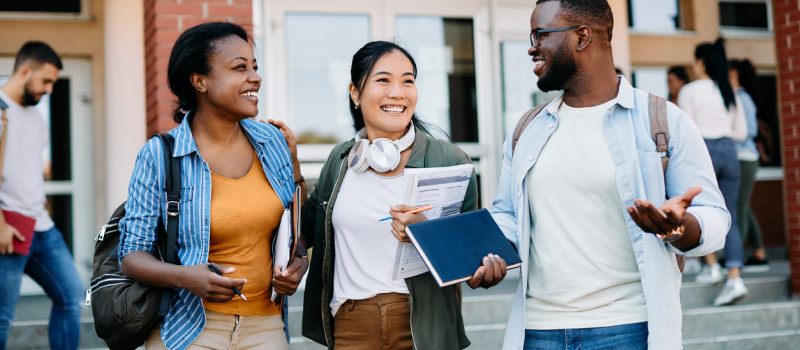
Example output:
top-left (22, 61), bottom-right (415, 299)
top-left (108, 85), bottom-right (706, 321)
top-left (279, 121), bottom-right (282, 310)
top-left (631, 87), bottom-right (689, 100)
top-left (389, 163), bottom-right (474, 280)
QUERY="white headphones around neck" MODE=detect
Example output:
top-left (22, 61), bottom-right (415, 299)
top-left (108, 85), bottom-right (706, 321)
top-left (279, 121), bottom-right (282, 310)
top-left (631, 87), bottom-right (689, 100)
top-left (347, 125), bottom-right (415, 173)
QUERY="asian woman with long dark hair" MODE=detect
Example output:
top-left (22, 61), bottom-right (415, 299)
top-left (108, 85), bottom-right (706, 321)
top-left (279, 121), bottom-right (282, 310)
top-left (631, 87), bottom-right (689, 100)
top-left (678, 39), bottom-right (748, 306)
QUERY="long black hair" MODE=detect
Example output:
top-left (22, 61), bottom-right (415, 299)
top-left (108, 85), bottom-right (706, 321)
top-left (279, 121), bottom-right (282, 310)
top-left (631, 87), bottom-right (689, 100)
top-left (348, 41), bottom-right (444, 138)
top-left (729, 58), bottom-right (761, 108)
top-left (167, 22), bottom-right (250, 123)
top-left (695, 39), bottom-right (736, 110)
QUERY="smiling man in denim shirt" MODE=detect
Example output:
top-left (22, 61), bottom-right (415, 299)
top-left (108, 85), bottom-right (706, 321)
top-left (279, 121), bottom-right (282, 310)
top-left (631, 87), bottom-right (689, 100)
top-left (490, 1), bottom-right (730, 349)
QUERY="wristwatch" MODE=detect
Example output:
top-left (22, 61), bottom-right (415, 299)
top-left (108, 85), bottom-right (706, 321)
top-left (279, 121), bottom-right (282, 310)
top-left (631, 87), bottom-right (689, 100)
top-left (657, 219), bottom-right (685, 243)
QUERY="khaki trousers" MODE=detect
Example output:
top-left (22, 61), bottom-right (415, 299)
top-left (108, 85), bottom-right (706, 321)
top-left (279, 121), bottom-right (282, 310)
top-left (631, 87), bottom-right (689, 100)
top-left (146, 309), bottom-right (288, 350)
top-left (333, 293), bottom-right (413, 350)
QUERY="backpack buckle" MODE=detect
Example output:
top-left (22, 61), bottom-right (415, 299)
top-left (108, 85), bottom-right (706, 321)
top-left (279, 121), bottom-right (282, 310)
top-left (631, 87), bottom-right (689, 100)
top-left (654, 132), bottom-right (668, 153)
top-left (167, 201), bottom-right (180, 216)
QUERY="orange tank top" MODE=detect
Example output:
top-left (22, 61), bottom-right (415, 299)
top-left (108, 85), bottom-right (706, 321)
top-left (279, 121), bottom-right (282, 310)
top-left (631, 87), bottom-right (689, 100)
top-left (204, 153), bottom-right (283, 316)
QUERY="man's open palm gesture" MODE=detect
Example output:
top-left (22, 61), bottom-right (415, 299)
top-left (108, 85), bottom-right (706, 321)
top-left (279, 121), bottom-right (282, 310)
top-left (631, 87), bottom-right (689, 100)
top-left (627, 186), bottom-right (702, 234)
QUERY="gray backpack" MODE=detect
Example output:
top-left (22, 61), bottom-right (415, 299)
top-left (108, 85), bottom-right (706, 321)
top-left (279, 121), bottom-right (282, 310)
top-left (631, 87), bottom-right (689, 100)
top-left (87, 134), bottom-right (181, 350)
top-left (511, 94), bottom-right (686, 272)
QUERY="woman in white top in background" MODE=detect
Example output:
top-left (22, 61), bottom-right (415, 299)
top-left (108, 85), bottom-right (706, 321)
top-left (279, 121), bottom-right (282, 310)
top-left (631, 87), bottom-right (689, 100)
top-left (678, 39), bottom-right (748, 306)
top-left (729, 59), bottom-right (769, 269)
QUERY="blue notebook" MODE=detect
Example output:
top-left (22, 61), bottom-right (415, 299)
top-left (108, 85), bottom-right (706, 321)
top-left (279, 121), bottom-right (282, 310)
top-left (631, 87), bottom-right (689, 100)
top-left (404, 209), bottom-right (522, 287)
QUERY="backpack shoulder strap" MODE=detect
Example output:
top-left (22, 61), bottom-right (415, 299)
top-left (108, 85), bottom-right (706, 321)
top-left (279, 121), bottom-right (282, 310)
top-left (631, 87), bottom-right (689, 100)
top-left (649, 93), bottom-right (669, 174)
top-left (0, 107), bottom-right (7, 187)
top-left (648, 94), bottom-right (686, 272)
top-left (153, 133), bottom-right (180, 316)
top-left (512, 100), bottom-right (552, 155)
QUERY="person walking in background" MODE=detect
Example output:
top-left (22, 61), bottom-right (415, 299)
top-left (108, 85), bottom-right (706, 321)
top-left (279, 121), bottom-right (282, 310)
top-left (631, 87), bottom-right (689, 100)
top-left (118, 22), bottom-right (307, 350)
top-left (0, 42), bottom-right (84, 350)
top-left (300, 41), bottom-right (505, 350)
top-left (491, 1), bottom-right (729, 349)
top-left (678, 39), bottom-right (749, 306)
top-left (667, 66), bottom-right (690, 105)
top-left (729, 58), bottom-right (769, 270)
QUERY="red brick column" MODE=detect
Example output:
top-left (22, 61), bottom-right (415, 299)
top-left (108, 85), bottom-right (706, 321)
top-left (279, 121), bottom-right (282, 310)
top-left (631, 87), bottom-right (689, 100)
top-left (775, 0), bottom-right (800, 297)
top-left (144, 0), bottom-right (252, 136)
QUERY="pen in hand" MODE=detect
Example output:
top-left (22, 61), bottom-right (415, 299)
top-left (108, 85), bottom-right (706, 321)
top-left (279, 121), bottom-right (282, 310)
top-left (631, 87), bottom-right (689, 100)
top-left (379, 205), bottom-right (434, 222)
top-left (206, 263), bottom-right (247, 301)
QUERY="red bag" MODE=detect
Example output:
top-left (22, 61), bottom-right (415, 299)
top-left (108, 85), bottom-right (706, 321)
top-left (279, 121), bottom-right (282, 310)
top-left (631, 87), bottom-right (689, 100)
top-left (3, 210), bottom-right (36, 255)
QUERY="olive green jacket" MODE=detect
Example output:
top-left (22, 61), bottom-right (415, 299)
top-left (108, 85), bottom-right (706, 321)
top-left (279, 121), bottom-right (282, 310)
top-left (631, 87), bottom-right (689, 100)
top-left (300, 127), bottom-right (478, 349)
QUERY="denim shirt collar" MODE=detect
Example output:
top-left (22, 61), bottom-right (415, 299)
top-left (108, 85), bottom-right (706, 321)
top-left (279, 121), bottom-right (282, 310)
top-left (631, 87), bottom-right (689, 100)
top-left (170, 110), bottom-right (273, 158)
top-left (545, 75), bottom-right (636, 115)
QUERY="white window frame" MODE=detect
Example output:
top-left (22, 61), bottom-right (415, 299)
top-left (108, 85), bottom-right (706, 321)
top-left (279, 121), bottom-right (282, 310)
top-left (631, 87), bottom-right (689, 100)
top-left (718, 0), bottom-right (774, 38)
top-left (753, 69), bottom-right (782, 181)
top-left (0, 0), bottom-right (92, 21)
top-left (626, 0), bottom-right (689, 36)
top-left (0, 58), bottom-right (95, 295)
top-left (260, 0), bottom-right (500, 207)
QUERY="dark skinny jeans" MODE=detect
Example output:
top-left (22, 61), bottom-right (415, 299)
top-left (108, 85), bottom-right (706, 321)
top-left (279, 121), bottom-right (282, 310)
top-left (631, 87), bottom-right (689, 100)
top-left (704, 138), bottom-right (743, 269)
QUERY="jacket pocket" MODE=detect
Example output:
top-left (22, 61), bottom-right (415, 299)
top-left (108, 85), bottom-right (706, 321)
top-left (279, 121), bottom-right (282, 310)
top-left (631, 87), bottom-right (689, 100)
top-left (161, 186), bottom-right (194, 203)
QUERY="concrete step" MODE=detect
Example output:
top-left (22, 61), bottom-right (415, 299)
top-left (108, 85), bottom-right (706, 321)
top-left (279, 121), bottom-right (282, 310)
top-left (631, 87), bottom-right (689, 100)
top-left (680, 276), bottom-right (790, 308)
top-left (12, 270), bottom-right (795, 350)
top-left (682, 301), bottom-right (800, 338)
top-left (683, 328), bottom-right (800, 350)
top-left (463, 323), bottom-right (507, 349)
top-left (288, 337), bottom-right (327, 350)
top-left (8, 317), bottom-right (105, 350)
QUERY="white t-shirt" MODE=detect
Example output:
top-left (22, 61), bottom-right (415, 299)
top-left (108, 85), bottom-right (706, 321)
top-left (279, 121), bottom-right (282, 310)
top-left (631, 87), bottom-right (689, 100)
top-left (330, 167), bottom-right (410, 316)
top-left (0, 90), bottom-right (54, 232)
top-left (525, 99), bottom-right (647, 330)
top-left (677, 79), bottom-right (747, 141)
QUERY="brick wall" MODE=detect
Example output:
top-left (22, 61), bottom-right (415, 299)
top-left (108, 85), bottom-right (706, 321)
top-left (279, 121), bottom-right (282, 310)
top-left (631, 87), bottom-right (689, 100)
top-left (774, 0), bottom-right (800, 297)
top-left (143, 0), bottom-right (252, 136)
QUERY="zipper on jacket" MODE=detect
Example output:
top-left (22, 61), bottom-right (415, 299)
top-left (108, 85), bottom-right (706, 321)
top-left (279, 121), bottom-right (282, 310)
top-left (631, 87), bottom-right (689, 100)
top-left (321, 159), bottom-right (348, 347)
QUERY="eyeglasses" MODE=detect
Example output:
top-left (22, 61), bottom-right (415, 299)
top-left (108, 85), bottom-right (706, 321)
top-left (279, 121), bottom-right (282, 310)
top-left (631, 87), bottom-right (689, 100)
top-left (529, 26), bottom-right (581, 48)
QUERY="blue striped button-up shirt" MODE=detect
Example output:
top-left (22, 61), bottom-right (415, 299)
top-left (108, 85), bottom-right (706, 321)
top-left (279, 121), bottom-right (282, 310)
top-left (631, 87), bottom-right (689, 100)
top-left (118, 113), bottom-right (296, 350)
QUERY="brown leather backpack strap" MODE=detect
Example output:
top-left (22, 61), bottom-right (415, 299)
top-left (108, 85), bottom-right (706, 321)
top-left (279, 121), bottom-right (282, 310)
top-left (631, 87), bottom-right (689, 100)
top-left (649, 94), bottom-right (669, 172)
top-left (648, 94), bottom-right (686, 272)
top-left (512, 101), bottom-right (551, 155)
top-left (0, 108), bottom-right (7, 182)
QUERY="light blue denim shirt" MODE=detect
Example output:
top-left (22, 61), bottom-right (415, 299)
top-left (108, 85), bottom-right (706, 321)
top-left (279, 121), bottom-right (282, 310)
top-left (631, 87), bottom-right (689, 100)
top-left (735, 88), bottom-right (759, 159)
top-left (118, 113), bottom-right (296, 350)
top-left (490, 77), bottom-right (730, 350)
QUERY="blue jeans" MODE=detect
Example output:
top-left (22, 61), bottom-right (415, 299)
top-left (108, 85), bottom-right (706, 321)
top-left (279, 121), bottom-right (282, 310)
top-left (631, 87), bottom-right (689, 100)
top-left (524, 322), bottom-right (648, 350)
top-left (704, 138), bottom-right (744, 269)
top-left (0, 226), bottom-right (84, 350)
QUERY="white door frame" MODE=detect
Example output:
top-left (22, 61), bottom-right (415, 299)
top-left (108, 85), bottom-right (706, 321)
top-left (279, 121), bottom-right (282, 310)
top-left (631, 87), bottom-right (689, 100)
top-left (0, 58), bottom-right (94, 295)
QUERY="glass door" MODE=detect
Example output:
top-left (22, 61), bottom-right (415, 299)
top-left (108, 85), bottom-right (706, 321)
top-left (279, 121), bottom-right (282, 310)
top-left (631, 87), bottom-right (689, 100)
top-left (0, 58), bottom-right (94, 295)
top-left (262, 0), bottom-right (497, 207)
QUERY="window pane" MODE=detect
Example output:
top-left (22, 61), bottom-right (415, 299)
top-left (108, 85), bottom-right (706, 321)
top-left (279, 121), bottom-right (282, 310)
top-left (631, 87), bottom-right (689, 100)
top-left (285, 13), bottom-right (370, 144)
top-left (757, 75), bottom-right (780, 167)
top-left (0, 0), bottom-right (81, 13)
top-left (632, 68), bottom-right (668, 99)
top-left (500, 41), bottom-right (560, 133)
top-left (46, 195), bottom-right (72, 253)
top-left (395, 16), bottom-right (479, 142)
top-left (628, 0), bottom-right (679, 30)
top-left (719, 2), bottom-right (769, 29)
